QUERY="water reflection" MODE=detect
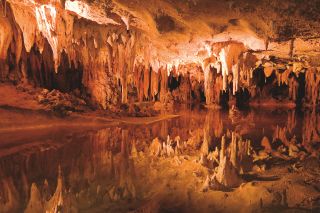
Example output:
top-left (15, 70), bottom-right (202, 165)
top-left (0, 108), bottom-right (319, 212)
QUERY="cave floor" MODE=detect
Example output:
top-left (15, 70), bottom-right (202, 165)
top-left (0, 87), bottom-right (319, 212)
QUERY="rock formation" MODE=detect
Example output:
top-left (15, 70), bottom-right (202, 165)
top-left (0, 0), bottom-right (318, 110)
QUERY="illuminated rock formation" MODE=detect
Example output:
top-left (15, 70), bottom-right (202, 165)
top-left (0, 0), bottom-right (318, 110)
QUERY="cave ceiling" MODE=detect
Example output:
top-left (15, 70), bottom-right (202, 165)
top-left (5, 0), bottom-right (320, 66)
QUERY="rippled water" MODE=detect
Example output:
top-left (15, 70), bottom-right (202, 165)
top-left (0, 108), bottom-right (319, 212)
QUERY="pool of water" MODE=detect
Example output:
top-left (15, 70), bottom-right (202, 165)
top-left (0, 108), bottom-right (319, 212)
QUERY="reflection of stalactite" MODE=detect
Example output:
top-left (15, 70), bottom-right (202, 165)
top-left (45, 166), bottom-right (63, 212)
top-left (25, 166), bottom-right (77, 213)
top-left (287, 110), bottom-right (296, 134)
top-left (25, 184), bottom-right (43, 213)
top-left (203, 132), bottom-right (253, 190)
top-left (0, 176), bottom-right (19, 212)
top-left (229, 132), bottom-right (253, 173)
top-left (273, 125), bottom-right (289, 146)
top-left (201, 113), bottom-right (211, 156)
top-left (214, 135), bottom-right (243, 188)
top-left (108, 130), bottom-right (136, 201)
top-left (160, 120), bottom-right (168, 140)
top-left (302, 110), bottom-right (320, 155)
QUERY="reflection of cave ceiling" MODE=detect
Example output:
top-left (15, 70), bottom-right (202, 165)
top-left (5, 0), bottom-right (320, 65)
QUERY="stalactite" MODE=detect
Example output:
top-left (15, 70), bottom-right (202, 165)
top-left (204, 67), bottom-right (212, 104)
top-left (232, 63), bottom-right (239, 95)
top-left (239, 52), bottom-right (257, 88)
top-left (276, 69), bottom-right (290, 86)
top-left (305, 68), bottom-right (320, 106)
top-left (0, 4), bottom-right (13, 60)
top-left (150, 69), bottom-right (159, 100)
top-left (160, 66), bottom-right (168, 102)
top-left (138, 65), bottom-right (145, 102)
top-left (288, 76), bottom-right (298, 101)
top-left (264, 66), bottom-right (274, 78)
top-left (143, 66), bottom-right (150, 100)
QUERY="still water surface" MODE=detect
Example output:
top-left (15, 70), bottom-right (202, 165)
top-left (0, 108), bottom-right (318, 212)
